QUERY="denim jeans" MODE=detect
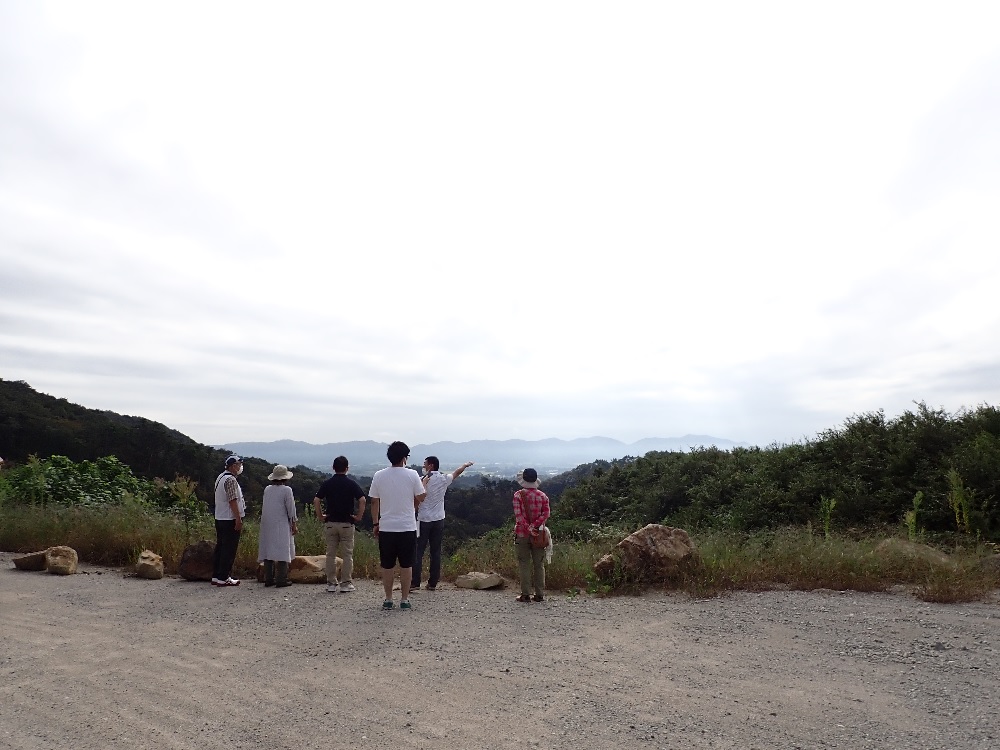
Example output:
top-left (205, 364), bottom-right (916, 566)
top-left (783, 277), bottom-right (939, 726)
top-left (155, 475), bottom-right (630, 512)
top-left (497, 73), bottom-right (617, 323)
top-left (515, 535), bottom-right (545, 597)
top-left (412, 519), bottom-right (445, 588)
top-left (213, 519), bottom-right (242, 580)
top-left (324, 522), bottom-right (355, 585)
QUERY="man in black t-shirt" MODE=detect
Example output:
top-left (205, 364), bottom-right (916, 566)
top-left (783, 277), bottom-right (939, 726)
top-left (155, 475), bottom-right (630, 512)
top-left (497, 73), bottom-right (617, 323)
top-left (312, 455), bottom-right (367, 593)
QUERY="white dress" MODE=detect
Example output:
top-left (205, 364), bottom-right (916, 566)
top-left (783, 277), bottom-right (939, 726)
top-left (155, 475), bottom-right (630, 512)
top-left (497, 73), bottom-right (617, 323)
top-left (257, 484), bottom-right (297, 562)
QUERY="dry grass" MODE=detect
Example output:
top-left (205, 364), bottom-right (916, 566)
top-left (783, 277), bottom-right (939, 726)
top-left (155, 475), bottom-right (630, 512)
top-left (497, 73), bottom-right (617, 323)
top-left (2, 504), bottom-right (997, 601)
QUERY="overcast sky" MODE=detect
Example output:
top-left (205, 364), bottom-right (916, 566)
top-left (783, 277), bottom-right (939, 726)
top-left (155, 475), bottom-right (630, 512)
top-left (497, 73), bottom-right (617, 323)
top-left (2, 2), bottom-right (999, 449)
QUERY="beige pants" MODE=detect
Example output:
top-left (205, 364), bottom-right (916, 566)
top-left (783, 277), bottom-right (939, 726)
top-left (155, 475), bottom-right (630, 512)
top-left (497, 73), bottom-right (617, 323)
top-left (324, 522), bottom-right (355, 585)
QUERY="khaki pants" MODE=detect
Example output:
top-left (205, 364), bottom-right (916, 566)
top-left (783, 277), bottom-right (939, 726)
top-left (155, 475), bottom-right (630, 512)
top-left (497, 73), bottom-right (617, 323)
top-left (515, 536), bottom-right (545, 597)
top-left (324, 522), bottom-right (355, 585)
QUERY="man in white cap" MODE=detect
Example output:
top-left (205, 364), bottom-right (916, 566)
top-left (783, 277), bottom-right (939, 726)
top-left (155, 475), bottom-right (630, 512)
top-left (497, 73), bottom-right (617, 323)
top-left (213, 455), bottom-right (246, 586)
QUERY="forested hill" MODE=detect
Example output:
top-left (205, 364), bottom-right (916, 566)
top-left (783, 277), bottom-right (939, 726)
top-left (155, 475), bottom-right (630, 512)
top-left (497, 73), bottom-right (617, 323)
top-left (0, 379), bottom-right (328, 505)
top-left (7, 377), bottom-right (998, 541)
top-left (558, 404), bottom-right (1000, 538)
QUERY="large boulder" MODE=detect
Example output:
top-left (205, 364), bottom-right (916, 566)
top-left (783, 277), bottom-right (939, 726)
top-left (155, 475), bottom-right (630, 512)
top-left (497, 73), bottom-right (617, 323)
top-left (593, 524), bottom-right (696, 583)
top-left (178, 540), bottom-right (215, 581)
top-left (135, 550), bottom-right (164, 580)
top-left (13, 550), bottom-right (49, 571)
top-left (455, 571), bottom-right (504, 590)
top-left (46, 546), bottom-right (78, 575)
top-left (288, 555), bottom-right (330, 584)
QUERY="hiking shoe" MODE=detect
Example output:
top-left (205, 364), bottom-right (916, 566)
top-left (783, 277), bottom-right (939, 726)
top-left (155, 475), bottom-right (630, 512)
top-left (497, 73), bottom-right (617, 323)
top-left (400, 600), bottom-right (412, 611)
top-left (340, 583), bottom-right (356, 593)
top-left (326, 584), bottom-right (340, 593)
top-left (382, 599), bottom-right (394, 610)
top-left (275, 581), bottom-right (292, 588)
top-left (516, 594), bottom-right (531, 603)
top-left (426, 585), bottom-right (437, 592)
top-left (264, 581), bottom-right (275, 587)
top-left (532, 594), bottom-right (544, 602)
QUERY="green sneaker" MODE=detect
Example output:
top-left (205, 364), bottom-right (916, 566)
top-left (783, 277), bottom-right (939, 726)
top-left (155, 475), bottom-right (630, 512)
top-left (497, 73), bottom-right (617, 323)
top-left (400, 600), bottom-right (412, 611)
top-left (382, 599), bottom-right (394, 610)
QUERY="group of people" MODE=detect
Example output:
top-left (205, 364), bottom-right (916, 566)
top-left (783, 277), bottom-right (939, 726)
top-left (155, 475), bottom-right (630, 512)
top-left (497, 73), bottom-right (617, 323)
top-left (210, 441), bottom-right (551, 606)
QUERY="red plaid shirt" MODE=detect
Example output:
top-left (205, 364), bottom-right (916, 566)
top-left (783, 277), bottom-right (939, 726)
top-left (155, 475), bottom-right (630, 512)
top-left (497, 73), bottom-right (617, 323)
top-left (513, 488), bottom-right (550, 538)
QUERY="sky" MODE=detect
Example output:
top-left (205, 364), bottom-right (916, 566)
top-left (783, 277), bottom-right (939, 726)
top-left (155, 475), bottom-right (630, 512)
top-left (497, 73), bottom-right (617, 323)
top-left (2, 2), bottom-right (1000, 449)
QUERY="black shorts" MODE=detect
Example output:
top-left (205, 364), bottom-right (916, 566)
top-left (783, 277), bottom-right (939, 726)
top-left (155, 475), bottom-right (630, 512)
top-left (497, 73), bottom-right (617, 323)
top-left (378, 530), bottom-right (417, 569)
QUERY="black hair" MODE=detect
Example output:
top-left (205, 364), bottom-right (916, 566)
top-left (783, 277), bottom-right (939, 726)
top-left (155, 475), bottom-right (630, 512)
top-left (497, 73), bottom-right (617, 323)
top-left (332, 455), bottom-right (349, 473)
top-left (425, 456), bottom-right (440, 471)
top-left (387, 441), bottom-right (410, 466)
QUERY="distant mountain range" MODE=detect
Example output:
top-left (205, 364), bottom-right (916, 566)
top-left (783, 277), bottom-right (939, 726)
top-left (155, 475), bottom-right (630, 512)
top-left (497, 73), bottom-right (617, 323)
top-left (217, 435), bottom-right (747, 475)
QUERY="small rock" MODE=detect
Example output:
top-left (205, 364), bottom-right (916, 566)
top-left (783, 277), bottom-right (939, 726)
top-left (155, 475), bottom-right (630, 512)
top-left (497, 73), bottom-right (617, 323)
top-left (13, 550), bottom-right (48, 571)
top-left (135, 550), bottom-right (164, 580)
top-left (454, 571), bottom-right (504, 589)
top-left (46, 546), bottom-right (78, 575)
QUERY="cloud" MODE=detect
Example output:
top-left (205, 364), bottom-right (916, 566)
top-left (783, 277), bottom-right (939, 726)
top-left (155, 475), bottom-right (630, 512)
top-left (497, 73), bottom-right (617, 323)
top-left (2, 3), bottom-right (1000, 449)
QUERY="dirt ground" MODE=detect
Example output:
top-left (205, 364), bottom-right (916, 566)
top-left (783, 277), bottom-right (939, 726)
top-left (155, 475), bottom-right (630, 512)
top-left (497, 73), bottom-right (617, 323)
top-left (1, 551), bottom-right (998, 750)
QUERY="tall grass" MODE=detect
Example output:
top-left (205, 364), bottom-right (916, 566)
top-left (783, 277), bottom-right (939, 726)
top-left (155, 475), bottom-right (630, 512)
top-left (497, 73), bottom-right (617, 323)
top-left (2, 500), bottom-right (996, 602)
top-left (672, 528), bottom-right (999, 602)
top-left (0, 501), bottom-right (215, 569)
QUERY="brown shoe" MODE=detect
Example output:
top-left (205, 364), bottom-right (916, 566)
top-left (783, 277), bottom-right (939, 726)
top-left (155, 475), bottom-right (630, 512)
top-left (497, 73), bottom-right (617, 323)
top-left (516, 594), bottom-right (531, 603)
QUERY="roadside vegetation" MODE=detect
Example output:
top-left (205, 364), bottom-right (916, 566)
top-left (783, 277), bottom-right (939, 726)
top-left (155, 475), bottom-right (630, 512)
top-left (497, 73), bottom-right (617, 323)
top-left (2, 401), bottom-right (999, 603)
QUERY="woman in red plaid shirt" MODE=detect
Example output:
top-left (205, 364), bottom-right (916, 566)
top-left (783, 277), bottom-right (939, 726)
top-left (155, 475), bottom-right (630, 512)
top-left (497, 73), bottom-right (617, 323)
top-left (513, 468), bottom-right (550, 602)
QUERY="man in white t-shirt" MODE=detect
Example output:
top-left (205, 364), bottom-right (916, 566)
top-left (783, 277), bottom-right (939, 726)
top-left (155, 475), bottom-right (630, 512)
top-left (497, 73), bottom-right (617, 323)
top-left (412, 456), bottom-right (473, 591)
top-left (368, 441), bottom-right (426, 611)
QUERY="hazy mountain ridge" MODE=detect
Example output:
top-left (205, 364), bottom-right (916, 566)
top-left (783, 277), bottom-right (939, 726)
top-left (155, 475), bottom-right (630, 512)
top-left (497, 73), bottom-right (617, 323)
top-left (218, 435), bottom-right (747, 475)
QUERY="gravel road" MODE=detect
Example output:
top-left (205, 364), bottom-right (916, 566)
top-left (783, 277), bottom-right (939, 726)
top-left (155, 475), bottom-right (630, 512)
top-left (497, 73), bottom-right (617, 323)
top-left (1, 552), bottom-right (997, 750)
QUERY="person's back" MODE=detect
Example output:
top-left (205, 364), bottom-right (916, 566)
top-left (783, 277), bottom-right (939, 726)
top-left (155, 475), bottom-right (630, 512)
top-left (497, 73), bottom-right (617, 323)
top-left (318, 473), bottom-right (364, 523)
top-left (369, 466), bottom-right (421, 532)
top-left (313, 456), bottom-right (366, 593)
top-left (369, 441), bottom-right (426, 611)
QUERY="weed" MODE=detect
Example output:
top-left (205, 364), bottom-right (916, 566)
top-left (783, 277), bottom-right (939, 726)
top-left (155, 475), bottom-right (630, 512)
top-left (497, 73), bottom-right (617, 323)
top-left (819, 496), bottom-right (837, 539)
top-left (905, 491), bottom-right (924, 542)
top-left (947, 469), bottom-right (973, 535)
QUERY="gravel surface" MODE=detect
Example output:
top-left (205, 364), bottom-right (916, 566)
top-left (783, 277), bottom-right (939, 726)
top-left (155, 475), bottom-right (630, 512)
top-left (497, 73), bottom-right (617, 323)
top-left (1, 551), bottom-right (998, 750)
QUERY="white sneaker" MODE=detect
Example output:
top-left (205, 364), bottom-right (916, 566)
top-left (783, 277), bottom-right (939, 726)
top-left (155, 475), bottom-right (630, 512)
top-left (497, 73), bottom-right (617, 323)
top-left (211, 577), bottom-right (225, 586)
top-left (326, 584), bottom-right (340, 593)
top-left (340, 582), bottom-right (356, 592)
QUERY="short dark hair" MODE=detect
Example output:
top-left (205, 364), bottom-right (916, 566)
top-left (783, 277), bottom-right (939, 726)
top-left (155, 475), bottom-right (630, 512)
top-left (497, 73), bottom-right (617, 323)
top-left (424, 456), bottom-right (440, 471)
top-left (332, 455), bottom-right (349, 473)
top-left (387, 441), bottom-right (410, 465)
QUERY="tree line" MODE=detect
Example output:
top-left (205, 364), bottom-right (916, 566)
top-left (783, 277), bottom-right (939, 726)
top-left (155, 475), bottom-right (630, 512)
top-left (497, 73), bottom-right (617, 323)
top-left (557, 403), bottom-right (1000, 538)
top-left (5, 378), bottom-right (999, 541)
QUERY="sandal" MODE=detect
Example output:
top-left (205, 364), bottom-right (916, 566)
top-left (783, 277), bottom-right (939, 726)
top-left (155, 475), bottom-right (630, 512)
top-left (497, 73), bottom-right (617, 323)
top-left (516, 594), bottom-right (531, 603)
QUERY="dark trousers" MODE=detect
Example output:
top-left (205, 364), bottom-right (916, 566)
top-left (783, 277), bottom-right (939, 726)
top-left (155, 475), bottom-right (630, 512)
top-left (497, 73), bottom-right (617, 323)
top-left (263, 560), bottom-right (289, 584)
top-left (412, 519), bottom-right (445, 588)
top-left (213, 519), bottom-right (242, 580)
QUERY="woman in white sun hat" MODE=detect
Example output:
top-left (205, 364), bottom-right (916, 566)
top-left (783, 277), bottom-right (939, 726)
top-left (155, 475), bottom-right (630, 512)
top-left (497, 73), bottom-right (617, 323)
top-left (258, 465), bottom-right (298, 587)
